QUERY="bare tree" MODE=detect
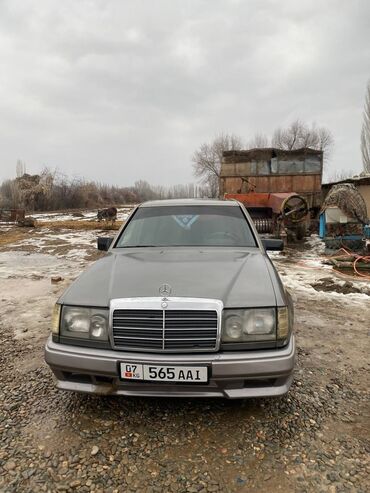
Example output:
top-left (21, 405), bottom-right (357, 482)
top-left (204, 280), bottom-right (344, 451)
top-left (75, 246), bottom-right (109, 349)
top-left (0, 167), bottom-right (214, 210)
top-left (133, 180), bottom-right (157, 202)
top-left (16, 160), bottom-right (26, 177)
top-left (272, 119), bottom-right (334, 160)
top-left (1, 179), bottom-right (22, 208)
top-left (192, 133), bottom-right (243, 197)
top-left (326, 169), bottom-right (356, 183)
top-left (247, 133), bottom-right (269, 148)
top-left (361, 81), bottom-right (370, 173)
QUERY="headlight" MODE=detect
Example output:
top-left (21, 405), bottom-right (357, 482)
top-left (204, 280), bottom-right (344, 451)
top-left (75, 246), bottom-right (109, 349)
top-left (222, 308), bottom-right (276, 343)
top-left (60, 306), bottom-right (109, 341)
top-left (225, 315), bottom-right (243, 339)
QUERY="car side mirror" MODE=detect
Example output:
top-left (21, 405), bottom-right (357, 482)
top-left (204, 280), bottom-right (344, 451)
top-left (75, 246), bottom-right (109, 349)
top-left (261, 239), bottom-right (284, 251)
top-left (97, 237), bottom-right (114, 251)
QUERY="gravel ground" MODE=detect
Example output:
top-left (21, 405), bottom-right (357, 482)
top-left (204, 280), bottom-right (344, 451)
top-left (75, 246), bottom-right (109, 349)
top-left (0, 227), bottom-right (369, 492)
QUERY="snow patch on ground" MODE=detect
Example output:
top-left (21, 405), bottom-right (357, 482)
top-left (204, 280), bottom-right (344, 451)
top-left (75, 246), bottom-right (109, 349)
top-left (13, 229), bottom-right (102, 260)
top-left (64, 248), bottom-right (90, 259)
top-left (269, 235), bottom-right (369, 303)
top-left (0, 251), bottom-right (84, 280)
top-left (0, 251), bottom-right (86, 340)
top-left (32, 206), bottom-right (134, 222)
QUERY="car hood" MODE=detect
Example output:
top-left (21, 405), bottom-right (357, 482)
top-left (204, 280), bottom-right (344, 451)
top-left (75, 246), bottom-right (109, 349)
top-left (60, 248), bottom-right (279, 308)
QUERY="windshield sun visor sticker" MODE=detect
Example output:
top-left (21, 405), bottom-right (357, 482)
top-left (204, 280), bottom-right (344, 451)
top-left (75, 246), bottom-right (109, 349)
top-left (172, 215), bottom-right (199, 230)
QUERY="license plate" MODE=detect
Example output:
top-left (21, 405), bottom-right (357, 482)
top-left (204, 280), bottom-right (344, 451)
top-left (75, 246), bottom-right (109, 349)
top-left (119, 363), bottom-right (208, 383)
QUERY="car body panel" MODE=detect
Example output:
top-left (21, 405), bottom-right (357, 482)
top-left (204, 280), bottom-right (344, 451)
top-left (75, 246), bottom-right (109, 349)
top-left (45, 334), bottom-right (295, 398)
top-left (59, 248), bottom-right (279, 308)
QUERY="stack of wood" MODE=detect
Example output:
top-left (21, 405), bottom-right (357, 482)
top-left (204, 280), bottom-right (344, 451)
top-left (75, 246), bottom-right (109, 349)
top-left (325, 255), bottom-right (369, 271)
top-left (324, 249), bottom-right (370, 278)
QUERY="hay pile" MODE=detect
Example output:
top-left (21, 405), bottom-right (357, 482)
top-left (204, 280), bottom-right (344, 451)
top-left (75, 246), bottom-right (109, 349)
top-left (322, 183), bottom-right (368, 223)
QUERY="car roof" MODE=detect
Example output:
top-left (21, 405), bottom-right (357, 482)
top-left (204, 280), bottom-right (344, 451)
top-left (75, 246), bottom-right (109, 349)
top-left (140, 198), bottom-right (238, 207)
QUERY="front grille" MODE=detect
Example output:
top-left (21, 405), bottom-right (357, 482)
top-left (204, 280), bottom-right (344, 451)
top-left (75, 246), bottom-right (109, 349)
top-left (112, 308), bottom-right (218, 352)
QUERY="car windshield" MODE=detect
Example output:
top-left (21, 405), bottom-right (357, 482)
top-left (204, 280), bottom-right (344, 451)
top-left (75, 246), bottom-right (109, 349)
top-left (115, 205), bottom-right (257, 248)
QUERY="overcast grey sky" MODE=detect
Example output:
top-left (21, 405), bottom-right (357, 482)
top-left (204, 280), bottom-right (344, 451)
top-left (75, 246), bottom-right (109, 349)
top-left (0, 0), bottom-right (369, 185)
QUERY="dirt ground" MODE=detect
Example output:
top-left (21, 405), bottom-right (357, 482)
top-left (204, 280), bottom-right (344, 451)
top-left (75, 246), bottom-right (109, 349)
top-left (0, 217), bottom-right (369, 493)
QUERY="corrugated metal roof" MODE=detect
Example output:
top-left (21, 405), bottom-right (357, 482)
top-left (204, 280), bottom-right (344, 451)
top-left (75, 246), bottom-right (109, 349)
top-left (222, 147), bottom-right (323, 162)
top-left (322, 174), bottom-right (370, 188)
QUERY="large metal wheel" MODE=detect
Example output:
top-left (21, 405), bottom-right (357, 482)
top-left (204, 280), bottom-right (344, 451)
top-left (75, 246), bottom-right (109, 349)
top-left (281, 194), bottom-right (309, 224)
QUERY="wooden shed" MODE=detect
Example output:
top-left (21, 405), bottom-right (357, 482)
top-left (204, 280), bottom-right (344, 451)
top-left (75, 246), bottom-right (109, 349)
top-left (220, 148), bottom-right (323, 213)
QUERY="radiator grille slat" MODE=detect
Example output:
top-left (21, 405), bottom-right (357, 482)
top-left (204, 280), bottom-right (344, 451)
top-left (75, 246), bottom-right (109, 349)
top-left (119, 339), bottom-right (163, 349)
top-left (113, 309), bottom-right (163, 319)
top-left (166, 310), bottom-right (217, 319)
top-left (114, 320), bottom-right (163, 328)
top-left (164, 320), bottom-right (217, 328)
top-left (112, 307), bottom-right (218, 352)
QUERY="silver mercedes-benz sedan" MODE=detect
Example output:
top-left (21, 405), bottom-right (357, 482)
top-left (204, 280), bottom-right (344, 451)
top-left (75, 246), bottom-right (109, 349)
top-left (45, 199), bottom-right (295, 398)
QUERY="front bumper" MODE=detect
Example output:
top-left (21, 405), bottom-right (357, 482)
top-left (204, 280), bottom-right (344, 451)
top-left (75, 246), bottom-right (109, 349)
top-left (44, 335), bottom-right (295, 399)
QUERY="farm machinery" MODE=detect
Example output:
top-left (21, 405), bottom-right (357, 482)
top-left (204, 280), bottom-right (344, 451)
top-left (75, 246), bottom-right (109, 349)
top-left (220, 147), bottom-right (323, 242)
top-left (224, 192), bottom-right (309, 240)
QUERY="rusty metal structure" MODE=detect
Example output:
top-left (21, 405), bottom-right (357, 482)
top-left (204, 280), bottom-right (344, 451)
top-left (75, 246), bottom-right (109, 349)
top-left (0, 208), bottom-right (26, 222)
top-left (220, 148), bottom-right (323, 238)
